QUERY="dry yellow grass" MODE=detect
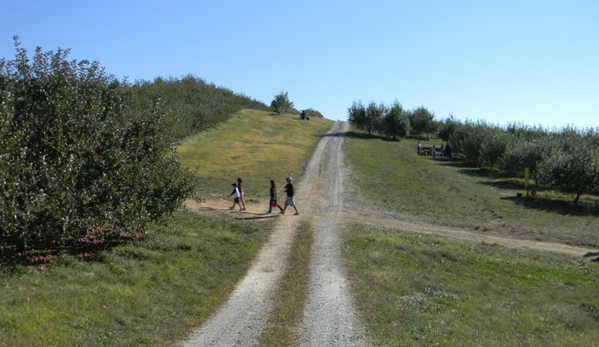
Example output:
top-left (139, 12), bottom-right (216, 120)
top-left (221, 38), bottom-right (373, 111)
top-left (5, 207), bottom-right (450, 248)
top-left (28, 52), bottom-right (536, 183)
top-left (178, 109), bottom-right (333, 198)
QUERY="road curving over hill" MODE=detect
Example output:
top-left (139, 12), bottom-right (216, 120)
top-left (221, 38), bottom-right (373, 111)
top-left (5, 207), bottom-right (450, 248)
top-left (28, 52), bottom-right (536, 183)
top-left (180, 121), bottom-right (596, 347)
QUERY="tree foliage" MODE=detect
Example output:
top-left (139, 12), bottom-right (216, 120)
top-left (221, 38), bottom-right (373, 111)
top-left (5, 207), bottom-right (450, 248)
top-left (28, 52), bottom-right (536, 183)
top-left (0, 38), bottom-right (195, 251)
top-left (346, 97), bottom-right (599, 204)
top-left (270, 91), bottom-right (294, 115)
top-left (348, 101), bottom-right (367, 132)
top-left (536, 130), bottom-right (599, 204)
top-left (381, 101), bottom-right (410, 140)
top-left (437, 115), bottom-right (460, 141)
top-left (409, 106), bottom-right (437, 139)
top-left (129, 75), bottom-right (269, 141)
top-left (365, 101), bottom-right (385, 136)
top-left (303, 108), bottom-right (324, 118)
top-left (348, 101), bottom-right (410, 140)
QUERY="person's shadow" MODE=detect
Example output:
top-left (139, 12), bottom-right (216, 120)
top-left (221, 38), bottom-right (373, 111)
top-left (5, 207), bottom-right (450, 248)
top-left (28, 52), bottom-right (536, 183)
top-left (584, 252), bottom-right (599, 262)
top-left (235, 212), bottom-right (279, 220)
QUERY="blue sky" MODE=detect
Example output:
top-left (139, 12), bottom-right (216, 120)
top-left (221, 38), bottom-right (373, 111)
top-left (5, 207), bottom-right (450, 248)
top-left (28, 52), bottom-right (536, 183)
top-left (2, 0), bottom-right (598, 129)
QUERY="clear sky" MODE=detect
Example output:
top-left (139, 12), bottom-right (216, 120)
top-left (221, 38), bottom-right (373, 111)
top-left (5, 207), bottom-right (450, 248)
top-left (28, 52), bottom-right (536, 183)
top-left (2, 0), bottom-right (598, 129)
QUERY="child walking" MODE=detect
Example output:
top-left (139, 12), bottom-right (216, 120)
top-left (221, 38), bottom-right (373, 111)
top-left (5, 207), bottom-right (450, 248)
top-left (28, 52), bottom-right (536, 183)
top-left (267, 180), bottom-right (284, 213)
top-left (237, 177), bottom-right (247, 210)
top-left (229, 183), bottom-right (242, 211)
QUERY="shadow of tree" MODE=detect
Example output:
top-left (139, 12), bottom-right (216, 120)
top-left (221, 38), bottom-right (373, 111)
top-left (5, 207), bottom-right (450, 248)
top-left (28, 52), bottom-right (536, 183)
top-left (435, 159), bottom-right (599, 217)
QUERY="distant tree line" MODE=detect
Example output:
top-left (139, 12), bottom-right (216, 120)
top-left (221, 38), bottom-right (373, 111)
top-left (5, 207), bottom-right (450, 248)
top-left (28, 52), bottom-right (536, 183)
top-left (348, 100), bottom-right (599, 204)
top-left (347, 100), bottom-right (434, 140)
top-left (0, 38), bottom-right (275, 253)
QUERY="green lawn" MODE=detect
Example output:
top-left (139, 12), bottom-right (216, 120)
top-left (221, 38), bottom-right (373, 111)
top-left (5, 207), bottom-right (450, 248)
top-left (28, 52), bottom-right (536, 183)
top-left (343, 132), bottom-right (599, 346)
top-left (3, 117), bottom-right (597, 346)
top-left (345, 224), bottom-right (599, 347)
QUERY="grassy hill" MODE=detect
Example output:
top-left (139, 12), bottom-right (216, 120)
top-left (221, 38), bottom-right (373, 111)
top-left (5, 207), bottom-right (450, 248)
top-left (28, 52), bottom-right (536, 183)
top-left (2, 110), bottom-right (597, 346)
top-left (178, 109), bottom-right (333, 201)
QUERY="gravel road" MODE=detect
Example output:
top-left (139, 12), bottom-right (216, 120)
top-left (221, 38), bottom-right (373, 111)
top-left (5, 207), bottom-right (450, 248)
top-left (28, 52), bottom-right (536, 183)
top-left (180, 121), bottom-right (366, 346)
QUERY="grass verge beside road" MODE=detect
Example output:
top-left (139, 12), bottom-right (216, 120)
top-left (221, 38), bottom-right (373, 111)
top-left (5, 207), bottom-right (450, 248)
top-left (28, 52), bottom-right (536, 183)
top-left (0, 212), bottom-right (273, 347)
top-left (343, 132), bottom-right (599, 346)
top-left (344, 224), bottom-right (599, 347)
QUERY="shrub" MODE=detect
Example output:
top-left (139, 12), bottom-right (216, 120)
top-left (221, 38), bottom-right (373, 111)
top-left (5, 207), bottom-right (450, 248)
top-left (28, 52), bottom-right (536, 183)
top-left (536, 130), bottom-right (599, 204)
top-left (450, 121), bottom-right (513, 167)
top-left (0, 38), bottom-right (195, 251)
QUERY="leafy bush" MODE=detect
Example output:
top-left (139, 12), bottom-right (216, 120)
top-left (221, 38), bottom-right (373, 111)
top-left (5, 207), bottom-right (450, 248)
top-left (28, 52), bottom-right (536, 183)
top-left (303, 108), bottom-right (324, 118)
top-left (498, 137), bottom-right (548, 177)
top-left (536, 130), bottom-right (599, 204)
top-left (0, 38), bottom-right (195, 251)
top-left (450, 121), bottom-right (513, 167)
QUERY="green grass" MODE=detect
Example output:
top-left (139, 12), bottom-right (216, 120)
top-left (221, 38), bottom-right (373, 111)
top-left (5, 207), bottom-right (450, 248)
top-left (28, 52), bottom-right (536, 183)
top-left (0, 212), bottom-right (273, 347)
top-left (344, 133), bottom-right (599, 247)
top-left (344, 224), bottom-right (599, 347)
top-left (259, 221), bottom-right (313, 347)
top-left (343, 132), bottom-right (599, 346)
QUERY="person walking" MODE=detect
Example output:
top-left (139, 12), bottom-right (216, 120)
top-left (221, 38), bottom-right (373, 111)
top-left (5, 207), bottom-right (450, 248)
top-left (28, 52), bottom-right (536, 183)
top-left (237, 177), bottom-right (247, 210)
top-left (228, 183), bottom-right (242, 211)
top-left (267, 180), bottom-right (284, 213)
top-left (281, 177), bottom-right (299, 215)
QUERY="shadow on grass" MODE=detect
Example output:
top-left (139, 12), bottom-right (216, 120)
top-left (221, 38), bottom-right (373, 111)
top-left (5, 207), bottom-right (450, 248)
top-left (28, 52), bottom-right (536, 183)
top-left (235, 212), bottom-right (280, 220)
top-left (323, 129), bottom-right (408, 142)
top-left (436, 158), bottom-right (599, 217)
top-left (584, 252), bottom-right (599, 262)
top-left (322, 130), bottom-right (392, 140)
top-left (505, 196), bottom-right (599, 217)
top-left (0, 233), bottom-right (140, 273)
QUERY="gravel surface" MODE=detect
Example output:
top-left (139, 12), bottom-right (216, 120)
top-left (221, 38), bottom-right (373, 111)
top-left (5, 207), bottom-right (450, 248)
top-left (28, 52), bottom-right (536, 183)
top-left (180, 121), bottom-right (367, 347)
top-left (294, 122), bottom-right (367, 347)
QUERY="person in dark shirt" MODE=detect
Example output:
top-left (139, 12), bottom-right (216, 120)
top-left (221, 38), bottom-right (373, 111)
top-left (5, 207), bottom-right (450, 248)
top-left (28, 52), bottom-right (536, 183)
top-left (267, 180), bottom-right (284, 213)
top-left (281, 177), bottom-right (299, 215)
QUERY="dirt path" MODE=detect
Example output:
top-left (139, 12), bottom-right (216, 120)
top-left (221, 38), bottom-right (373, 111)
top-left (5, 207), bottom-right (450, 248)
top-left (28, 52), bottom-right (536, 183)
top-left (180, 121), bottom-right (366, 346)
top-left (179, 121), bottom-right (596, 347)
